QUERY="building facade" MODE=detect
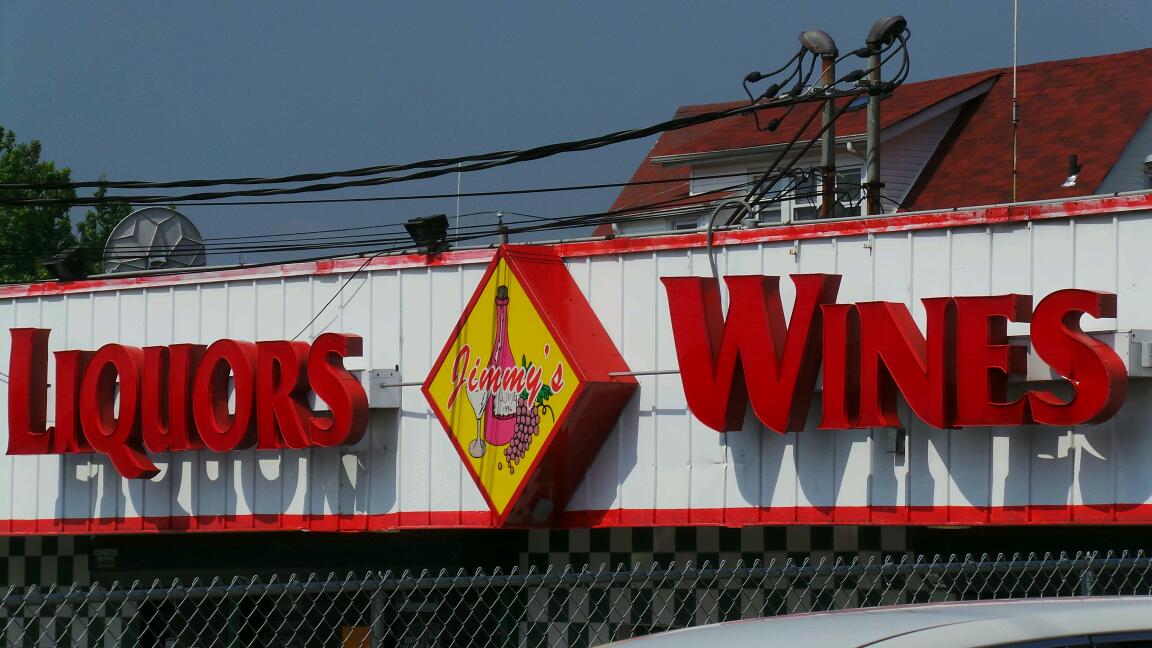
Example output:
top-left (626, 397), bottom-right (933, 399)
top-left (5, 48), bottom-right (1152, 648)
top-left (4, 192), bottom-right (1152, 587)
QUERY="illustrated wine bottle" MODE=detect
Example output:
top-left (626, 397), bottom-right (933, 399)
top-left (483, 285), bottom-right (517, 446)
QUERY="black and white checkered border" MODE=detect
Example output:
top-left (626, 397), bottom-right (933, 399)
top-left (1, 601), bottom-right (132, 648)
top-left (521, 525), bottom-right (909, 573)
top-left (518, 525), bottom-right (913, 647)
top-left (511, 573), bottom-right (953, 648)
top-left (0, 537), bottom-right (140, 648)
top-left (0, 536), bottom-right (91, 587)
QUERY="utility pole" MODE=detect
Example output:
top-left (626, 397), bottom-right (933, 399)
top-left (863, 16), bottom-right (906, 216)
top-left (800, 30), bottom-right (839, 219)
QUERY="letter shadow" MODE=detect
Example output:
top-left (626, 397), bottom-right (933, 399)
top-left (728, 396), bottom-right (916, 519)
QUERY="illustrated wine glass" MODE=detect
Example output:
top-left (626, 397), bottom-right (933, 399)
top-left (466, 384), bottom-right (488, 458)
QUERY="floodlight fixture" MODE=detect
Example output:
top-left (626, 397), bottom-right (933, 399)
top-left (865, 15), bottom-right (907, 52)
top-left (43, 246), bottom-right (86, 281)
top-left (404, 213), bottom-right (450, 254)
top-left (799, 30), bottom-right (838, 58)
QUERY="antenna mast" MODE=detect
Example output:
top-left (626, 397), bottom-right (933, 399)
top-left (1012, 0), bottom-right (1019, 203)
top-left (455, 162), bottom-right (462, 241)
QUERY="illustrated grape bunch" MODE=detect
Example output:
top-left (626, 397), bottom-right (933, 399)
top-left (503, 356), bottom-right (555, 475)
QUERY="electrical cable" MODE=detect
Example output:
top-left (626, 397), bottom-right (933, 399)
top-left (0, 168), bottom-right (758, 209)
top-left (201, 209), bottom-right (501, 242)
top-left (6, 73), bottom-right (881, 213)
top-left (0, 178), bottom-right (762, 269)
top-left (47, 86), bottom-right (860, 210)
top-left (0, 166), bottom-right (759, 259)
top-left (290, 250), bottom-right (384, 341)
top-left (738, 98), bottom-right (870, 227)
top-left (6, 33), bottom-right (898, 209)
top-left (745, 101), bottom-right (828, 205)
top-left (1, 32), bottom-right (911, 274)
top-left (133, 169), bottom-right (753, 208)
top-left (0, 164), bottom-right (765, 261)
top-left (739, 30), bottom-right (910, 221)
top-left (96, 81), bottom-right (874, 258)
top-left (744, 48), bottom-right (810, 132)
top-left (1, 91), bottom-right (851, 203)
top-left (0, 173), bottom-right (832, 285)
top-left (0, 76), bottom-right (886, 264)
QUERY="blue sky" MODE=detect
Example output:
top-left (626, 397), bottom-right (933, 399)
top-left (2, 1), bottom-right (1149, 261)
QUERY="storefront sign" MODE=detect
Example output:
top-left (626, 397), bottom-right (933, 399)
top-left (7, 330), bottom-right (368, 479)
top-left (663, 274), bottom-right (1127, 433)
top-left (424, 246), bottom-right (635, 526)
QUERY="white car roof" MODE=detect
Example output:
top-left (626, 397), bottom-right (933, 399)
top-left (600, 597), bottom-right (1152, 648)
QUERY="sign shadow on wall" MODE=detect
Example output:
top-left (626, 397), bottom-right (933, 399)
top-left (53, 412), bottom-right (397, 530)
top-left (568, 389), bottom-right (642, 524)
top-left (728, 396), bottom-right (917, 520)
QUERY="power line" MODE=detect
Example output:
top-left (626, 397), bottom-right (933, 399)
top-left (290, 252), bottom-right (381, 341)
top-left (0, 57), bottom-right (892, 263)
top-left (0, 34), bottom-right (912, 274)
top-left (0, 71), bottom-right (833, 196)
top-left (0, 171), bottom-right (839, 285)
top-left (2, 34), bottom-right (910, 209)
top-left (0, 169), bottom-right (751, 209)
top-left (20, 207), bottom-right (562, 257)
top-left (0, 82), bottom-right (894, 265)
top-left (2, 93), bottom-right (864, 207)
top-left (0, 178), bottom-right (761, 270)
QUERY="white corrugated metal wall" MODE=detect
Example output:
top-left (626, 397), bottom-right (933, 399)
top-left (2, 205), bottom-right (1152, 529)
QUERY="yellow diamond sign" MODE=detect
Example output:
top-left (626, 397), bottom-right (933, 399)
top-left (423, 246), bottom-right (636, 526)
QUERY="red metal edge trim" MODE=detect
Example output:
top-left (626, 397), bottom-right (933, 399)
top-left (555, 193), bottom-right (1152, 259)
top-left (504, 245), bottom-right (637, 383)
top-left (2, 194), bottom-right (1149, 299)
top-left (0, 248), bottom-right (498, 299)
top-left (500, 245), bottom-right (588, 384)
top-left (7, 511), bottom-right (497, 535)
top-left (496, 381), bottom-right (589, 526)
top-left (8, 504), bottom-right (1152, 535)
top-left (498, 246), bottom-right (637, 524)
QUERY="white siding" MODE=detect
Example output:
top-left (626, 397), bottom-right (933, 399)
top-left (689, 161), bottom-right (750, 196)
top-left (880, 106), bottom-right (962, 211)
top-left (1098, 112), bottom-right (1152, 194)
top-left (577, 212), bottom-right (1152, 522)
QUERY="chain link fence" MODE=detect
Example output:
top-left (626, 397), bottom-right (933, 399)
top-left (3, 551), bottom-right (1151, 647)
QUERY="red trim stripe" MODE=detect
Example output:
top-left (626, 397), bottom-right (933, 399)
top-left (6, 504), bottom-right (1152, 535)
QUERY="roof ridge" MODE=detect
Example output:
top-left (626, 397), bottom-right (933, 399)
top-left (674, 68), bottom-right (1001, 117)
top-left (672, 47), bottom-right (1152, 117)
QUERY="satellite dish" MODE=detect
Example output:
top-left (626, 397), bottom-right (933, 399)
top-left (103, 207), bottom-right (206, 274)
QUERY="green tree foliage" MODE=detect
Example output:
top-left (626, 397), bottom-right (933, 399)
top-left (0, 127), bottom-right (77, 282)
top-left (76, 185), bottom-right (131, 275)
top-left (0, 127), bottom-right (130, 282)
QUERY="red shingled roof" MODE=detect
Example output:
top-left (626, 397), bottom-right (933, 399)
top-left (601, 48), bottom-right (1152, 235)
top-left (905, 48), bottom-right (1152, 211)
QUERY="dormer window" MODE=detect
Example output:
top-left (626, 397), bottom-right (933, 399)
top-left (755, 166), bottom-right (863, 223)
